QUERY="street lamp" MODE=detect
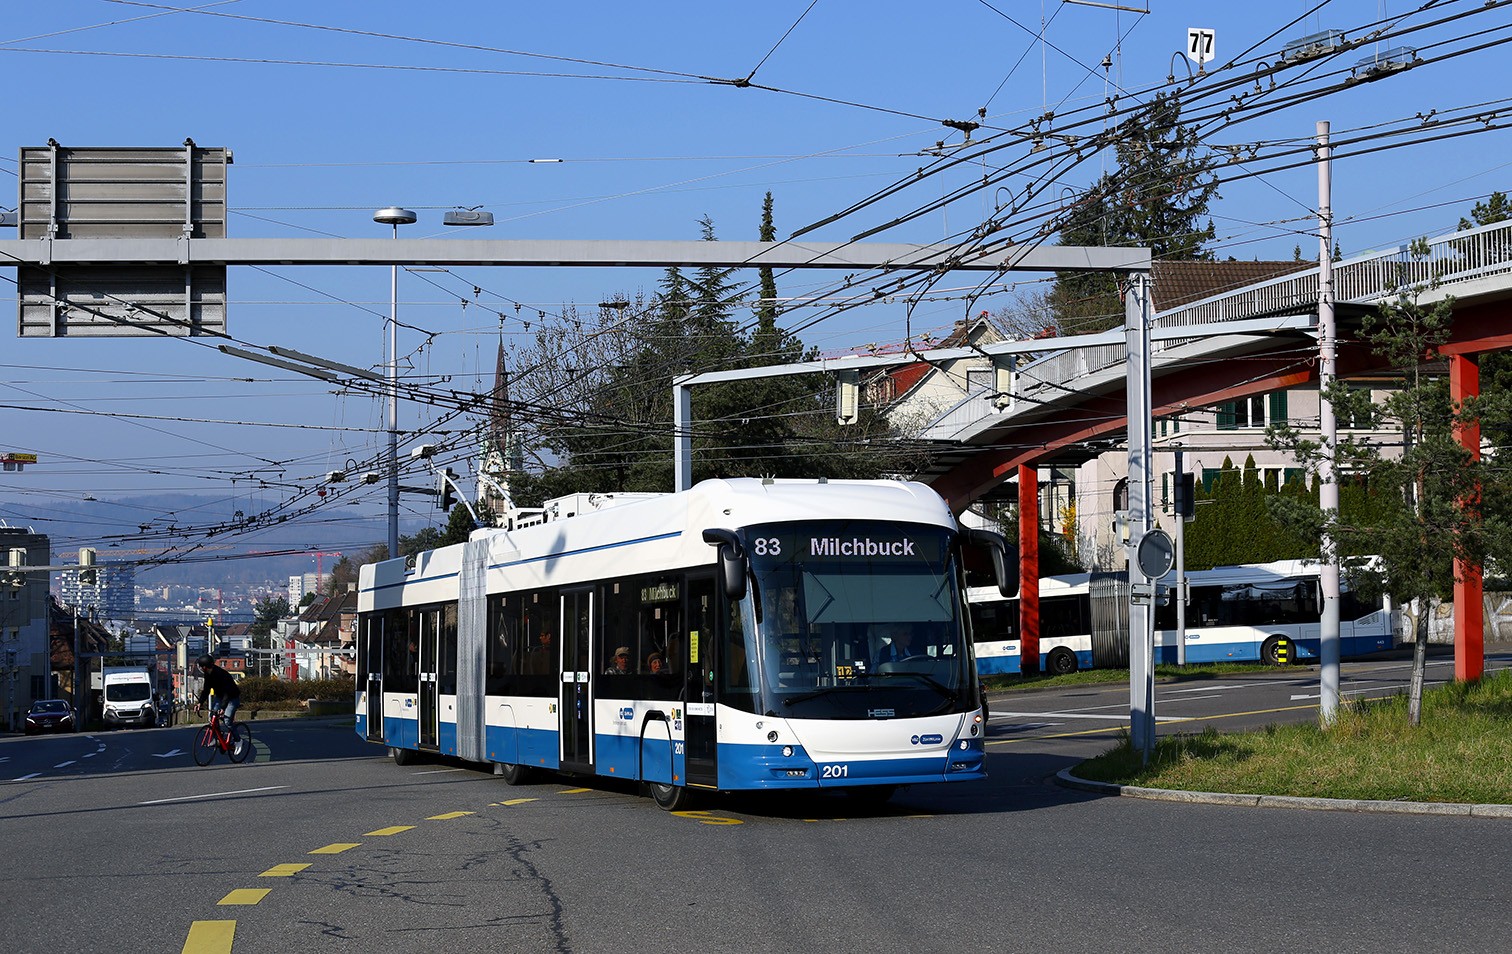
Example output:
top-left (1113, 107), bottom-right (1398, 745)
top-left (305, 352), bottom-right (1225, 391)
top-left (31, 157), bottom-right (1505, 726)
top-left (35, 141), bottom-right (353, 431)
top-left (371, 206), bottom-right (492, 558)
top-left (373, 207), bottom-right (417, 560)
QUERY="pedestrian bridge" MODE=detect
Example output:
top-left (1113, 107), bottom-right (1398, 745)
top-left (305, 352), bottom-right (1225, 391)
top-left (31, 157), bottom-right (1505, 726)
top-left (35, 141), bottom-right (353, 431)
top-left (923, 217), bottom-right (1512, 508)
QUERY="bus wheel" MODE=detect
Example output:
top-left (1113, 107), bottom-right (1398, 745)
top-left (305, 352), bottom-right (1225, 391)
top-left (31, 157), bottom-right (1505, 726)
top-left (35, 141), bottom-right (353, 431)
top-left (391, 746), bottom-right (418, 766)
top-left (1260, 636), bottom-right (1288, 666)
top-left (649, 782), bottom-right (694, 811)
top-left (1047, 648), bottom-right (1078, 676)
top-left (496, 761), bottom-right (532, 786)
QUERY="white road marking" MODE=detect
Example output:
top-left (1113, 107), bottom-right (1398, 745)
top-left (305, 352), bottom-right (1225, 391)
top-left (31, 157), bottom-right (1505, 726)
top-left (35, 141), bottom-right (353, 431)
top-left (139, 785), bottom-right (288, 805)
top-left (410, 768), bottom-right (466, 776)
top-left (53, 760), bottom-right (76, 768)
top-left (994, 709), bottom-right (1188, 723)
top-left (13, 773), bottom-right (42, 782)
top-left (152, 749), bottom-right (184, 759)
top-left (1163, 684), bottom-right (1257, 694)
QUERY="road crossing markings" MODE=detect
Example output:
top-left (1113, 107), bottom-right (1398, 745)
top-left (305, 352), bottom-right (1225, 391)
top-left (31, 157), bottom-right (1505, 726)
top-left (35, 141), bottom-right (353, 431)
top-left (181, 920), bottom-right (235, 954)
top-left (309, 843), bottom-right (361, 854)
top-left (427, 811), bottom-right (475, 820)
top-left (259, 863), bottom-right (310, 877)
top-left (365, 825), bottom-right (415, 836)
top-left (217, 889), bottom-right (270, 906)
top-left (987, 701), bottom-right (1324, 744)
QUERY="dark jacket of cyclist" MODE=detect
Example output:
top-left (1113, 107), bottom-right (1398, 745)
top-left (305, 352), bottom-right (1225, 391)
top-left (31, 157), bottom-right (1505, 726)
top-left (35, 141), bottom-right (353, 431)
top-left (195, 656), bottom-right (242, 722)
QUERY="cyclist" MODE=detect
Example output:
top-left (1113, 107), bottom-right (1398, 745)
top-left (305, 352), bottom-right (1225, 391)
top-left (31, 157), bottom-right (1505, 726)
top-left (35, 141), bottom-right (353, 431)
top-left (194, 654), bottom-right (242, 727)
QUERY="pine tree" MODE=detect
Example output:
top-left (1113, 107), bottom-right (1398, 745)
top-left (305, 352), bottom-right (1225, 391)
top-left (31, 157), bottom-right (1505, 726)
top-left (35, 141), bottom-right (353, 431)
top-left (1051, 93), bottom-right (1220, 332)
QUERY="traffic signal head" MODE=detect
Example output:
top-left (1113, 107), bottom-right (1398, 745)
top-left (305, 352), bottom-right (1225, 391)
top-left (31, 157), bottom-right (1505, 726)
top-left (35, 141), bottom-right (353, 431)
top-left (437, 470), bottom-right (457, 511)
top-left (79, 547), bottom-right (98, 586)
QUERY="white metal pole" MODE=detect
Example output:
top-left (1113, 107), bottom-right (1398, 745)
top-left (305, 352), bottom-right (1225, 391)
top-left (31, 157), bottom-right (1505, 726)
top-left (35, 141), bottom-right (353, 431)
top-left (387, 230), bottom-right (400, 560)
top-left (1174, 447), bottom-right (1187, 667)
top-left (1124, 272), bottom-right (1156, 760)
top-left (1317, 120), bottom-right (1341, 724)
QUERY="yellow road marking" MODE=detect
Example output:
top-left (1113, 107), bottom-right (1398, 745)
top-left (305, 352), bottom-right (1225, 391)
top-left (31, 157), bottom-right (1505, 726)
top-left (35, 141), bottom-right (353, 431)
top-left (501, 798), bottom-right (537, 806)
top-left (218, 888), bottom-right (270, 906)
top-left (559, 787), bottom-right (591, 794)
top-left (259, 863), bottom-right (310, 877)
top-left (309, 843), bottom-right (361, 854)
top-left (365, 825), bottom-right (414, 836)
top-left (427, 811), bottom-right (475, 820)
top-left (987, 702), bottom-right (1321, 745)
top-left (181, 920), bottom-right (235, 954)
top-left (670, 810), bottom-right (743, 825)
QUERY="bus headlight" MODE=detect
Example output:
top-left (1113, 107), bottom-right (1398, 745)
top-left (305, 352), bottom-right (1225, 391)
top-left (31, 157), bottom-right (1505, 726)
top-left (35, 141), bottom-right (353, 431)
top-left (782, 745), bottom-right (794, 758)
top-left (958, 740), bottom-right (969, 751)
top-left (767, 730), bottom-right (779, 743)
top-left (970, 723), bottom-right (979, 736)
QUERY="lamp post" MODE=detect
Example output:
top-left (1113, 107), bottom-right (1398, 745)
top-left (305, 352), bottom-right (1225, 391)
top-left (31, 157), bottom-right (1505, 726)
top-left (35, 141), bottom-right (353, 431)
top-left (373, 207), bottom-right (417, 559)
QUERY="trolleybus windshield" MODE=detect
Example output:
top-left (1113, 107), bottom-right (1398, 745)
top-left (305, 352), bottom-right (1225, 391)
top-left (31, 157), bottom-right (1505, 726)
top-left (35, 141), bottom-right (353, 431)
top-left (744, 520), bottom-right (971, 720)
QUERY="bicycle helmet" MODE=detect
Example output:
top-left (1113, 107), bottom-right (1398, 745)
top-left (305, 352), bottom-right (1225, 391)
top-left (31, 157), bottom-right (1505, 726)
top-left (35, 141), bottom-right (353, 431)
top-left (197, 654), bottom-right (215, 667)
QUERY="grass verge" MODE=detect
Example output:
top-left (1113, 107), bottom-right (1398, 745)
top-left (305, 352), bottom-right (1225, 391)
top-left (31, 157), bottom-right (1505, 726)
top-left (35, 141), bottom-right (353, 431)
top-left (1075, 668), bottom-right (1512, 804)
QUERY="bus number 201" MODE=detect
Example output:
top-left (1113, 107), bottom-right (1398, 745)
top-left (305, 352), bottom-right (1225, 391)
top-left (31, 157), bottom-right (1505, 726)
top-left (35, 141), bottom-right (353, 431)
top-left (821, 763), bottom-right (849, 779)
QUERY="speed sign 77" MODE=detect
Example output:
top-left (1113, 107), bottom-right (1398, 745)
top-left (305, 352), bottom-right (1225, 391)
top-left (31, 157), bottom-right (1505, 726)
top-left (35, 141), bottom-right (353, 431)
top-left (1187, 27), bottom-right (1215, 65)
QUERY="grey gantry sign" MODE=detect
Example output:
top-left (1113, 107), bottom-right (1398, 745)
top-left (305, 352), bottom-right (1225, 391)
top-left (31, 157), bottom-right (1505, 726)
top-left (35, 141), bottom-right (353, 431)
top-left (4, 141), bottom-right (1149, 337)
top-left (14, 141), bottom-right (230, 337)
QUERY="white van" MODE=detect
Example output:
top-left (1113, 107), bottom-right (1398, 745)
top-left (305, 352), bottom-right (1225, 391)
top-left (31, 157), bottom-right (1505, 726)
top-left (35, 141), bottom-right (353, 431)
top-left (101, 668), bottom-right (157, 728)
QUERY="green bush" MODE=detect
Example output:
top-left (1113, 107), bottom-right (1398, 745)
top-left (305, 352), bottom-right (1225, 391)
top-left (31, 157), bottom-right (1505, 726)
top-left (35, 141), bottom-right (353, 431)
top-left (237, 674), bottom-right (354, 705)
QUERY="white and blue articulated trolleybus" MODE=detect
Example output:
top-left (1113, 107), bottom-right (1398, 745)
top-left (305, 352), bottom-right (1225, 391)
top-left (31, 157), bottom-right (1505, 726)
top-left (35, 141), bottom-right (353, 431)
top-left (356, 477), bottom-right (1013, 810)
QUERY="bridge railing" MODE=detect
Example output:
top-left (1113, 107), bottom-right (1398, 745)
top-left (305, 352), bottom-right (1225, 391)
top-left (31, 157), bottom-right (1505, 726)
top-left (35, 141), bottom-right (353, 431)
top-left (921, 218), bottom-right (1512, 439)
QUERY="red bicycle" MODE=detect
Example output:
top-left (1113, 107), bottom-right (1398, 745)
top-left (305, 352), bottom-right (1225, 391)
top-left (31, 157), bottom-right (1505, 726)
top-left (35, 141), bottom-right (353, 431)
top-left (193, 709), bottom-right (252, 766)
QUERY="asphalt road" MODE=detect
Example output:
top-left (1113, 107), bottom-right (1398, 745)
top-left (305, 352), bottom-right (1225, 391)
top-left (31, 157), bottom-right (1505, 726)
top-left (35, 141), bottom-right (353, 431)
top-left (0, 671), bottom-right (1508, 954)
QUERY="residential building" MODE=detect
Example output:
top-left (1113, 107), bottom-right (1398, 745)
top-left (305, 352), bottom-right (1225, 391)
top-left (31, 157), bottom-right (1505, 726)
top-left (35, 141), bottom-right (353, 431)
top-left (1, 525), bottom-right (50, 731)
top-left (57, 561), bottom-right (136, 623)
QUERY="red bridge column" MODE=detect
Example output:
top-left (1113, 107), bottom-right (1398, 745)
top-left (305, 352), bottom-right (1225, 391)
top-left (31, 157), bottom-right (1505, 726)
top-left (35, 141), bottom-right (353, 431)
top-left (1018, 464), bottom-right (1040, 676)
top-left (1451, 354), bottom-right (1485, 682)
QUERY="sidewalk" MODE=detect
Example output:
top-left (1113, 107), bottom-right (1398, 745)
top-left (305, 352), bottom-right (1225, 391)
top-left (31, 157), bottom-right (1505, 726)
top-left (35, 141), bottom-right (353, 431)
top-left (1055, 767), bottom-right (1512, 819)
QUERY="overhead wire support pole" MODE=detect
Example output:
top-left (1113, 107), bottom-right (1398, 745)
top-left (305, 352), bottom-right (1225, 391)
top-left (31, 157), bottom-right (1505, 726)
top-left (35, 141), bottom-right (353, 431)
top-left (1316, 121), bottom-right (1342, 725)
top-left (1123, 272), bottom-right (1157, 762)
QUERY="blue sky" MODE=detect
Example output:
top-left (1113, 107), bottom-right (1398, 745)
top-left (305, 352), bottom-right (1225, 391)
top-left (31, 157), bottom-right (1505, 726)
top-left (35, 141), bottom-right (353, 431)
top-left (3, 1), bottom-right (1510, 557)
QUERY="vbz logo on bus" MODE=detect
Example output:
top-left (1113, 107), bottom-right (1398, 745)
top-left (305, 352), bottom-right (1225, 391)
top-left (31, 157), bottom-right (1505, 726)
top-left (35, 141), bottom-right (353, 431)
top-left (618, 707), bottom-right (634, 721)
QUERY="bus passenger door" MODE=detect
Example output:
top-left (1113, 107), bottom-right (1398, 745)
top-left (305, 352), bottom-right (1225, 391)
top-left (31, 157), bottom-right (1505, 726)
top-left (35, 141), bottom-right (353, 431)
top-left (362, 614), bottom-right (384, 742)
top-left (559, 589), bottom-right (595, 771)
top-left (418, 607), bottom-right (440, 750)
top-left (684, 576), bottom-right (718, 788)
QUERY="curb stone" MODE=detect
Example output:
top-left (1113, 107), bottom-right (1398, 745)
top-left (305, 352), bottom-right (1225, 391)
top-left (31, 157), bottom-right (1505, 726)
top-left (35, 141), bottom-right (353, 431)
top-left (1055, 767), bottom-right (1512, 818)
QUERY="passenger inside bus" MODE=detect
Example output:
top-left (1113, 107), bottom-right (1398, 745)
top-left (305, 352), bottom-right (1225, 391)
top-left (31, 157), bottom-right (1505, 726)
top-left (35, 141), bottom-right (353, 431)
top-left (605, 646), bottom-right (632, 675)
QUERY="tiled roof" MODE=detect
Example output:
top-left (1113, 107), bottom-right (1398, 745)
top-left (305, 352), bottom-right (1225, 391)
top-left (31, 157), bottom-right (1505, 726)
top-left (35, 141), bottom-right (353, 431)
top-left (1152, 260), bottom-right (1312, 311)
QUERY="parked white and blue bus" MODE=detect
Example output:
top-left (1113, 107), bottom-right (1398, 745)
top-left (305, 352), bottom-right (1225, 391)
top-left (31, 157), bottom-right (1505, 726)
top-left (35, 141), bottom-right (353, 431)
top-left (969, 560), bottom-right (1395, 674)
top-left (356, 478), bottom-right (1010, 810)
top-left (970, 573), bottom-right (1092, 677)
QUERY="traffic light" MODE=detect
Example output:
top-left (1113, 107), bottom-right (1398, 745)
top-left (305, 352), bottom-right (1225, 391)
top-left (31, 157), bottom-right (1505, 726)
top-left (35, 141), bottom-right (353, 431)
top-left (438, 469), bottom-right (457, 511)
top-left (1173, 472), bottom-right (1196, 519)
top-left (5, 548), bottom-right (24, 592)
top-left (78, 547), bottom-right (98, 586)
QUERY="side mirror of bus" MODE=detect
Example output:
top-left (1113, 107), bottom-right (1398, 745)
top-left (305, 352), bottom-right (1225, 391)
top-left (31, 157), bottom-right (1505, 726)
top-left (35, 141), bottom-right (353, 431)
top-left (702, 529), bottom-right (748, 601)
top-left (964, 528), bottom-right (1018, 598)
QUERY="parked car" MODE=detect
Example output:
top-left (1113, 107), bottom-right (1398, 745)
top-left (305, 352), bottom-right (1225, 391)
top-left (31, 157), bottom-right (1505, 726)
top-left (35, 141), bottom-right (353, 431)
top-left (24, 699), bottom-right (77, 735)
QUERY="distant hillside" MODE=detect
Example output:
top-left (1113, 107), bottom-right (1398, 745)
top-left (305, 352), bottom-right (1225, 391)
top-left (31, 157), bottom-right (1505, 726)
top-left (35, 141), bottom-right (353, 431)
top-left (0, 492), bottom-right (439, 589)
